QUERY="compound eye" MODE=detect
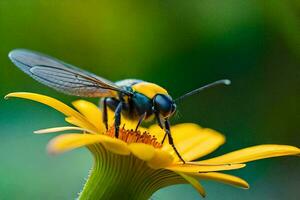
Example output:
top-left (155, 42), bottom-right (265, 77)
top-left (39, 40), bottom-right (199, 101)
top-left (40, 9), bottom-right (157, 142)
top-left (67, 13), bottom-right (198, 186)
top-left (153, 94), bottom-right (174, 117)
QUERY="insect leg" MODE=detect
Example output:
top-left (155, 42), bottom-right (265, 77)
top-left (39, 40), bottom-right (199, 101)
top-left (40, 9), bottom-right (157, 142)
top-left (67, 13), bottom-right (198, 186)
top-left (135, 112), bottom-right (147, 131)
top-left (102, 98), bottom-right (108, 131)
top-left (155, 111), bottom-right (167, 144)
top-left (165, 120), bottom-right (185, 163)
top-left (155, 111), bottom-right (164, 129)
top-left (161, 133), bottom-right (167, 144)
top-left (114, 102), bottom-right (123, 138)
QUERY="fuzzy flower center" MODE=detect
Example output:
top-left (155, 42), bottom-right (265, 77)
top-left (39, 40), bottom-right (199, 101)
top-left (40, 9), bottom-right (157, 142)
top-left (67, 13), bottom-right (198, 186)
top-left (105, 126), bottom-right (162, 148)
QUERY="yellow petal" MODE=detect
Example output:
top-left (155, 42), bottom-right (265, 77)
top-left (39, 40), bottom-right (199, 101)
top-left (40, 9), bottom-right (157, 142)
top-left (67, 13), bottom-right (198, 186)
top-left (198, 145), bottom-right (300, 164)
top-left (72, 100), bottom-right (105, 132)
top-left (147, 149), bottom-right (174, 169)
top-left (121, 117), bottom-right (143, 131)
top-left (100, 137), bottom-right (131, 156)
top-left (5, 92), bottom-right (95, 131)
top-left (128, 143), bottom-right (156, 161)
top-left (150, 123), bottom-right (225, 162)
top-left (176, 127), bottom-right (225, 161)
top-left (147, 124), bottom-right (165, 142)
top-left (190, 172), bottom-right (249, 189)
top-left (47, 133), bottom-right (103, 154)
top-left (106, 108), bottom-right (138, 131)
top-left (166, 163), bottom-right (245, 173)
top-left (6, 92), bottom-right (82, 119)
top-left (48, 133), bottom-right (131, 156)
top-left (65, 116), bottom-right (98, 133)
top-left (177, 172), bottom-right (206, 198)
top-left (34, 126), bottom-right (94, 134)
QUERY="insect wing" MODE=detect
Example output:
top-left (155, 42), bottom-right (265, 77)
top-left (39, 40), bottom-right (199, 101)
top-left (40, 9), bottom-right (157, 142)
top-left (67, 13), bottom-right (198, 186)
top-left (9, 49), bottom-right (129, 97)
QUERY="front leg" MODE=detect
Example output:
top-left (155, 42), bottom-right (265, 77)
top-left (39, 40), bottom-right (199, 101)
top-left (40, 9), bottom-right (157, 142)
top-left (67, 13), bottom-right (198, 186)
top-left (135, 112), bottom-right (147, 131)
top-left (102, 98), bottom-right (108, 131)
top-left (114, 102), bottom-right (123, 138)
top-left (155, 110), bottom-right (164, 129)
top-left (165, 120), bottom-right (185, 163)
top-left (154, 111), bottom-right (167, 143)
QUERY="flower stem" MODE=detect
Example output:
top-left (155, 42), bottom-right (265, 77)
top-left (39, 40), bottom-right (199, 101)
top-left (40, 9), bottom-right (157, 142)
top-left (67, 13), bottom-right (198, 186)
top-left (78, 144), bottom-right (182, 200)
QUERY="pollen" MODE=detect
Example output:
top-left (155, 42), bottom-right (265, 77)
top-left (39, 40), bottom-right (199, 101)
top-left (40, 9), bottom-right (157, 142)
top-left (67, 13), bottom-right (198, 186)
top-left (106, 126), bottom-right (162, 148)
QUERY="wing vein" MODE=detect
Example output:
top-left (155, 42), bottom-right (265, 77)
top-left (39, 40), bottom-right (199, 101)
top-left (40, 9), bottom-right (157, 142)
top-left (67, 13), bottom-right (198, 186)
top-left (9, 49), bottom-right (133, 97)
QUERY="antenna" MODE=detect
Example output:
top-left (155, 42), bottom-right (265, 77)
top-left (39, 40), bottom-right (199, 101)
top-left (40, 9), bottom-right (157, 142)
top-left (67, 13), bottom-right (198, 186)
top-left (175, 79), bottom-right (231, 102)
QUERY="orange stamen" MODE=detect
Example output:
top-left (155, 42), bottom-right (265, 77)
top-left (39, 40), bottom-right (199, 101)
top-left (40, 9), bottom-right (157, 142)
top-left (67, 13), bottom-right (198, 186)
top-left (106, 126), bottom-right (162, 149)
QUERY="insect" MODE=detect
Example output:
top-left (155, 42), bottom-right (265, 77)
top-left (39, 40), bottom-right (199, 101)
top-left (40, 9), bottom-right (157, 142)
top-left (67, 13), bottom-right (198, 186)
top-left (9, 49), bottom-right (230, 163)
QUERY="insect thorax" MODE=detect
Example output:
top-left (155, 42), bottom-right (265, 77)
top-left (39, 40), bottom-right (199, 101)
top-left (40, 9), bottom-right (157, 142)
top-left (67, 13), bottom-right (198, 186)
top-left (131, 82), bottom-right (168, 99)
top-left (106, 80), bottom-right (169, 120)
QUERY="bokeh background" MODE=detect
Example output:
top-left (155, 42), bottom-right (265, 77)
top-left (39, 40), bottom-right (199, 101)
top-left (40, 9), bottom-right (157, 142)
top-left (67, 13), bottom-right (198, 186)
top-left (0, 1), bottom-right (299, 199)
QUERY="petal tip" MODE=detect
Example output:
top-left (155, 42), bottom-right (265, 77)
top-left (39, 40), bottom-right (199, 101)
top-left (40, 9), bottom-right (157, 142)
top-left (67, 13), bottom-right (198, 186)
top-left (4, 93), bottom-right (15, 99)
top-left (33, 130), bottom-right (43, 134)
top-left (4, 92), bottom-right (28, 99)
top-left (46, 139), bottom-right (64, 155)
top-left (46, 145), bottom-right (60, 155)
top-left (239, 180), bottom-right (250, 189)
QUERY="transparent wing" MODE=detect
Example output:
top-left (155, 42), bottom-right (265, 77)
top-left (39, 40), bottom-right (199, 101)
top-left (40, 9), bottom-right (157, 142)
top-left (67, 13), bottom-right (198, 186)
top-left (9, 49), bottom-right (131, 97)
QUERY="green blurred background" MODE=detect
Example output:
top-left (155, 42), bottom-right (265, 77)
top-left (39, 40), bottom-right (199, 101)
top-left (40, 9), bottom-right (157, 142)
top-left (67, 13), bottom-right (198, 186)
top-left (0, 0), bottom-right (299, 199)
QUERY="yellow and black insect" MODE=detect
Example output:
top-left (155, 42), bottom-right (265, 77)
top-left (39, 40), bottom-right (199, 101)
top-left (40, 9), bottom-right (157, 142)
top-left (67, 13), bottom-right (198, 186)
top-left (9, 49), bottom-right (230, 163)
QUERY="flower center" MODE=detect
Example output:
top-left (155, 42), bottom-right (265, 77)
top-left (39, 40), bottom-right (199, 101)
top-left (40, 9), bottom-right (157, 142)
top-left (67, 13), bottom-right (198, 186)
top-left (106, 126), bottom-right (162, 148)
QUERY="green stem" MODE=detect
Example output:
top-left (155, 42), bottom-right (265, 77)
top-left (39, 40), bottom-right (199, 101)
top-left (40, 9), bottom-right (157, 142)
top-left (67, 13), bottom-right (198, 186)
top-left (78, 144), bottom-right (183, 200)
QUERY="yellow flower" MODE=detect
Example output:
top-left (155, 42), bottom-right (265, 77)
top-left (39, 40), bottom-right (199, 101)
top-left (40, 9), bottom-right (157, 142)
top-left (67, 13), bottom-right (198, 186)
top-left (5, 92), bottom-right (300, 200)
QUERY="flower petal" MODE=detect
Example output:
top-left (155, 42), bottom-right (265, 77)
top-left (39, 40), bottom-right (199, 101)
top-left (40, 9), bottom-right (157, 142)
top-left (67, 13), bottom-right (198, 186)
top-left (47, 133), bottom-right (103, 154)
top-left (149, 123), bottom-right (225, 162)
top-left (198, 145), bottom-right (300, 164)
top-left (177, 172), bottom-right (206, 198)
top-left (147, 124), bottom-right (165, 142)
top-left (176, 127), bottom-right (225, 161)
top-left (48, 133), bottom-right (131, 156)
top-left (65, 116), bottom-right (98, 133)
top-left (189, 172), bottom-right (249, 189)
top-left (106, 108), bottom-right (116, 126)
top-left (106, 108), bottom-right (138, 131)
top-left (121, 118), bottom-right (143, 131)
top-left (6, 92), bottom-right (82, 118)
top-left (72, 100), bottom-right (105, 132)
top-left (5, 92), bottom-right (95, 131)
top-left (147, 149), bottom-right (174, 169)
top-left (166, 163), bottom-right (245, 173)
top-left (100, 137), bottom-right (131, 156)
top-left (34, 126), bottom-right (94, 134)
top-left (128, 143), bottom-right (156, 161)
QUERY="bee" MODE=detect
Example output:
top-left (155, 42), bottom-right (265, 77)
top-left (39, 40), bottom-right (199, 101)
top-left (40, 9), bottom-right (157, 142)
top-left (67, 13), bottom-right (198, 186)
top-left (9, 49), bottom-right (230, 163)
